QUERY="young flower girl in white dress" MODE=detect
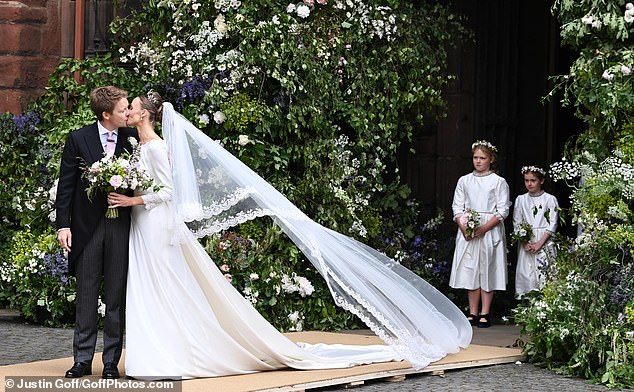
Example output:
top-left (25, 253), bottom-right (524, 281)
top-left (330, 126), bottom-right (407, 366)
top-left (450, 140), bottom-right (511, 328)
top-left (513, 165), bottom-right (559, 298)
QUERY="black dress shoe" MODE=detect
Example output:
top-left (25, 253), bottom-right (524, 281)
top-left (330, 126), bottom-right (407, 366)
top-left (102, 362), bottom-right (120, 379)
top-left (478, 313), bottom-right (491, 328)
top-left (65, 362), bottom-right (92, 378)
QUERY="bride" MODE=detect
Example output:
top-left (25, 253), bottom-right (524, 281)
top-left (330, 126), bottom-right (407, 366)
top-left (107, 91), bottom-right (472, 380)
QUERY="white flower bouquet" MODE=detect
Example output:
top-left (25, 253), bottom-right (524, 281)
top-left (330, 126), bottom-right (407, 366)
top-left (511, 221), bottom-right (534, 244)
top-left (459, 208), bottom-right (480, 238)
top-left (82, 137), bottom-right (160, 218)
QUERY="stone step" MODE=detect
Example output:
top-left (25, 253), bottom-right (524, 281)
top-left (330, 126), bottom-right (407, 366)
top-left (0, 308), bottom-right (21, 320)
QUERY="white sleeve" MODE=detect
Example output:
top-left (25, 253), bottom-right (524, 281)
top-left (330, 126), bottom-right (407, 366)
top-left (494, 177), bottom-right (511, 220)
top-left (512, 195), bottom-right (522, 228)
top-left (140, 143), bottom-right (173, 210)
top-left (451, 176), bottom-right (465, 220)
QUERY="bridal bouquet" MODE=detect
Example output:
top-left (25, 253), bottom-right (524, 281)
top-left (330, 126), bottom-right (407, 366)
top-left (82, 137), bottom-right (160, 218)
top-left (511, 221), bottom-right (534, 244)
top-left (459, 208), bottom-right (480, 238)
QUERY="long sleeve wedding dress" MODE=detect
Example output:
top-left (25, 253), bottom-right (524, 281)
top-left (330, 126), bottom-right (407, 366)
top-left (124, 103), bottom-right (472, 379)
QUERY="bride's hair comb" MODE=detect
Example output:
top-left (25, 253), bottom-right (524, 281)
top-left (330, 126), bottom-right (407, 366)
top-left (146, 91), bottom-right (159, 106)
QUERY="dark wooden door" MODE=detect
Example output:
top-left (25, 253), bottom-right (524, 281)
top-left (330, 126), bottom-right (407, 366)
top-left (400, 0), bottom-right (578, 229)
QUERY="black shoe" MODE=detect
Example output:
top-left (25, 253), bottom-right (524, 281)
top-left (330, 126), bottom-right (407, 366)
top-left (65, 362), bottom-right (92, 378)
top-left (478, 314), bottom-right (491, 328)
top-left (102, 362), bottom-right (120, 379)
top-left (467, 313), bottom-right (478, 326)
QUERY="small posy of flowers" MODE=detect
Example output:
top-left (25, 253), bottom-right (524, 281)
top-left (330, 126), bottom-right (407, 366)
top-left (511, 221), bottom-right (533, 245)
top-left (459, 208), bottom-right (480, 238)
top-left (82, 137), bottom-right (161, 218)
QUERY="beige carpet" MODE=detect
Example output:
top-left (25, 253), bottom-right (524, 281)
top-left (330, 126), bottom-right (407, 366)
top-left (0, 331), bottom-right (524, 392)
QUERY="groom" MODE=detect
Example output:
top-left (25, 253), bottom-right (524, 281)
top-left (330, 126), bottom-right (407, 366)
top-left (56, 86), bottom-right (137, 379)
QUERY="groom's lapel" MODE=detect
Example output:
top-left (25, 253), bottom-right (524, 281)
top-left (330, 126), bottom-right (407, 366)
top-left (83, 123), bottom-right (105, 164)
top-left (114, 130), bottom-right (127, 156)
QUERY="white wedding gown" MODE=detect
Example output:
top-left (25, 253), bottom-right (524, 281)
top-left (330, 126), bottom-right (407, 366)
top-left (125, 140), bottom-right (402, 379)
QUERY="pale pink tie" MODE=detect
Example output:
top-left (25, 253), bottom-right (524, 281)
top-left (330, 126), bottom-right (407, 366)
top-left (106, 130), bottom-right (115, 156)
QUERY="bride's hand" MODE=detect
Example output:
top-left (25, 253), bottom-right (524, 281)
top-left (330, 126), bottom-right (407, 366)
top-left (108, 192), bottom-right (142, 208)
top-left (108, 192), bottom-right (129, 207)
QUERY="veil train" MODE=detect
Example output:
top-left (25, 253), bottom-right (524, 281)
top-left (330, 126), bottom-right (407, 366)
top-left (161, 102), bottom-right (472, 369)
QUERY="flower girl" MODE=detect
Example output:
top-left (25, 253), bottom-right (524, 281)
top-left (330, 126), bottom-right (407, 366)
top-left (450, 140), bottom-right (511, 328)
top-left (512, 165), bottom-right (559, 298)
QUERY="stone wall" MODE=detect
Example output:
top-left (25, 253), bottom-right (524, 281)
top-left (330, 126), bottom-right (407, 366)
top-left (0, 0), bottom-right (73, 114)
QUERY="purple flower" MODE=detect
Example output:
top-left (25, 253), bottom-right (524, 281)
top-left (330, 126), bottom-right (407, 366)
top-left (40, 250), bottom-right (70, 283)
top-left (154, 76), bottom-right (214, 112)
top-left (12, 111), bottom-right (41, 136)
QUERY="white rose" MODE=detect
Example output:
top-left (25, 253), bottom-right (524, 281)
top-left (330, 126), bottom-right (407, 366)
top-left (296, 4), bottom-right (310, 18)
top-left (213, 111), bottom-right (226, 124)
top-left (214, 14), bottom-right (228, 33)
top-left (238, 134), bottom-right (250, 146)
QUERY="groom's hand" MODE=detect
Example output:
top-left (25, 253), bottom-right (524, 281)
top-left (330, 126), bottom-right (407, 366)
top-left (57, 229), bottom-right (72, 252)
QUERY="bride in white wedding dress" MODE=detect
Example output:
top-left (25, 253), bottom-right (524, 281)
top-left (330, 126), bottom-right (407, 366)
top-left (108, 92), bottom-right (472, 380)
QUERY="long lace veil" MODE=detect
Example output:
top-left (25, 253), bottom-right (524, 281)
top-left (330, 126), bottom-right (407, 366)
top-left (161, 102), bottom-right (472, 369)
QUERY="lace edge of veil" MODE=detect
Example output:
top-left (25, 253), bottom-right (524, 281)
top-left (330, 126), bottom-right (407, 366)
top-left (325, 265), bottom-right (446, 369)
top-left (177, 186), bottom-right (258, 223)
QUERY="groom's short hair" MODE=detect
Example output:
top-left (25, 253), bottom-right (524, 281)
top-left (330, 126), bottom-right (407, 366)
top-left (90, 86), bottom-right (128, 120)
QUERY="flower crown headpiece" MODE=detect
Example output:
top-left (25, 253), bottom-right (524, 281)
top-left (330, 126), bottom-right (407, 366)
top-left (521, 165), bottom-right (546, 176)
top-left (146, 91), bottom-right (159, 106)
top-left (471, 140), bottom-right (497, 153)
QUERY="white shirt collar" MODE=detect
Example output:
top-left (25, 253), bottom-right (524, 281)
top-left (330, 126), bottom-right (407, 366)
top-left (97, 121), bottom-right (118, 136)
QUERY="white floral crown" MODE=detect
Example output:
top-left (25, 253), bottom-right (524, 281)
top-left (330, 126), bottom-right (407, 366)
top-left (521, 165), bottom-right (546, 176)
top-left (471, 140), bottom-right (497, 152)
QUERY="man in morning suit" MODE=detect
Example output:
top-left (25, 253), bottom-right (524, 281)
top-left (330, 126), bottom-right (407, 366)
top-left (56, 86), bottom-right (137, 379)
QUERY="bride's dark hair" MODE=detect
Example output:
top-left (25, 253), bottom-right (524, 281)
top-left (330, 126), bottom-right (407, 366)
top-left (139, 91), bottom-right (164, 125)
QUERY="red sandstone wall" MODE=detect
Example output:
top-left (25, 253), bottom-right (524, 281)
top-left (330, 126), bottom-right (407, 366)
top-left (0, 0), bottom-right (64, 114)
